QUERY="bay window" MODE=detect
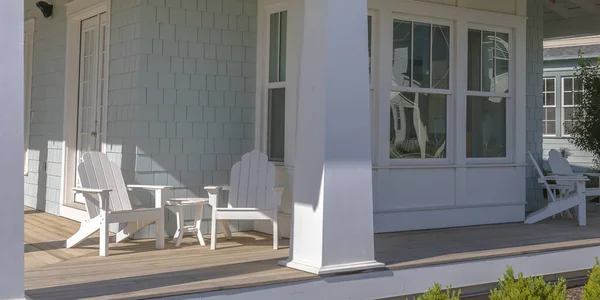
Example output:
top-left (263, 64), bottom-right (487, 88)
top-left (389, 19), bottom-right (450, 159)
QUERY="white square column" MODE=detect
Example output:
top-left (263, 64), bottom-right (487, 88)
top-left (0, 1), bottom-right (25, 299)
top-left (280, 0), bottom-right (383, 275)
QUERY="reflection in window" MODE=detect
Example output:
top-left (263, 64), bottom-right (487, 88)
top-left (390, 92), bottom-right (447, 159)
top-left (468, 29), bottom-right (509, 94)
top-left (268, 88), bottom-right (285, 162)
top-left (467, 96), bottom-right (506, 158)
top-left (392, 20), bottom-right (450, 90)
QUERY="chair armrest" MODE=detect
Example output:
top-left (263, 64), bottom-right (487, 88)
top-left (127, 185), bottom-right (172, 208)
top-left (204, 185), bottom-right (229, 192)
top-left (540, 176), bottom-right (589, 182)
top-left (127, 185), bottom-right (172, 191)
top-left (72, 187), bottom-right (112, 194)
top-left (72, 187), bottom-right (111, 210)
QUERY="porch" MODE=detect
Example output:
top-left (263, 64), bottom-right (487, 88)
top-left (25, 204), bottom-right (600, 300)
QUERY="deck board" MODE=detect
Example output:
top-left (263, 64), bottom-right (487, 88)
top-left (24, 205), bottom-right (600, 300)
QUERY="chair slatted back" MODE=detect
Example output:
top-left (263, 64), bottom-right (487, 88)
top-left (528, 151), bottom-right (557, 203)
top-left (228, 150), bottom-right (276, 209)
top-left (548, 149), bottom-right (576, 189)
top-left (77, 152), bottom-right (132, 219)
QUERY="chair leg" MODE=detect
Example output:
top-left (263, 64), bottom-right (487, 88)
top-left (66, 215), bottom-right (102, 248)
top-left (220, 220), bottom-right (232, 240)
top-left (99, 217), bottom-right (109, 257)
top-left (210, 216), bottom-right (217, 250)
top-left (174, 205), bottom-right (184, 248)
top-left (272, 217), bottom-right (278, 250)
top-left (579, 200), bottom-right (587, 226)
top-left (156, 214), bottom-right (165, 250)
top-left (195, 204), bottom-right (206, 246)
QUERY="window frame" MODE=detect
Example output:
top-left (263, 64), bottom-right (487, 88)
top-left (561, 76), bottom-right (583, 137)
top-left (260, 5), bottom-right (289, 165)
top-left (387, 13), bottom-right (455, 165)
top-left (465, 23), bottom-right (515, 165)
top-left (542, 77), bottom-right (557, 137)
top-left (24, 18), bottom-right (35, 176)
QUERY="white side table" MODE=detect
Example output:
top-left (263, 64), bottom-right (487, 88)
top-left (166, 198), bottom-right (209, 248)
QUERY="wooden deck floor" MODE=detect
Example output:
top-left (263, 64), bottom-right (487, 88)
top-left (25, 205), bottom-right (600, 300)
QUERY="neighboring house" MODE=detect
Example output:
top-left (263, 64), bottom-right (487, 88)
top-left (3, 0), bottom-right (600, 299)
top-left (542, 35), bottom-right (600, 172)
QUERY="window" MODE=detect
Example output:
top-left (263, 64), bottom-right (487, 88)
top-left (562, 77), bottom-right (583, 135)
top-left (466, 29), bottom-right (510, 158)
top-left (266, 11), bottom-right (287, 162)
top-left (389, 19), bottom-right (450, 159)
top-left (543, 78), bottom-right (556, 136)
top-left (24, 19), bottom-right (35, 175)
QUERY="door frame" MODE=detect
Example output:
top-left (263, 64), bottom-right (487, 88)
top-left (60, 0), bottom-right (110, 221)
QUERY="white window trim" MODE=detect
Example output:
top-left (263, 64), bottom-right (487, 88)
top-left (24, 18), bottom-right (35, 176)
top-left (561, 76), bottom-right (582, 137)
top-left (256, 2), bottom-right (293, 167)
top-left (465, 24), bottom-right (514, 165)
top-left (60, 0), bottom-right (110, 221)
top-left (542, 77), bottom-right (557, 137)
top-left (386, 13), bottom-right (455, 166)
top-left (371, 1), bottom-right (527, 167)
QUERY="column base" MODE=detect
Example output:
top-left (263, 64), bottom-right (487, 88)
top-left (278, 259), bottom-right (385, 275)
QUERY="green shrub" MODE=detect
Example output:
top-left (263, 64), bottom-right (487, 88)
top-left (489, 266), bottom-right (566, 300)
top-left (583, 258), bottom-right (600, 300)
top-left (412, 283), bottom-right (460, 300)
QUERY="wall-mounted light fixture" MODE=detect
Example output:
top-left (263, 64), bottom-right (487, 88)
top-left (36, 1), bottom-right (53, 18)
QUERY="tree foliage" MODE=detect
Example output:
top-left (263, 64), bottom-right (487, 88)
top-left (568, 56), bottom-right (600, 169)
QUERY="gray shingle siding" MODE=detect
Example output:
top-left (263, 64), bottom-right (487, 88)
top-left (526, 0), bottom-right (545, 212)
top-left (106, 0), bottom-right (257, 238)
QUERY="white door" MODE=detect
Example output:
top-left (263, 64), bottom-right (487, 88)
top-left (75, 13), bottom-right (108, 203)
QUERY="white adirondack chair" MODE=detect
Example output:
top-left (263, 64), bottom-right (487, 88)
top-left (205, 150), bottom-right (283, 250)
top-left (66, 152), bottom-right (171, 256)
top-left (526, 151), bottom-right (588, 226)
top-left (548, 149), bottom-right (600, 204)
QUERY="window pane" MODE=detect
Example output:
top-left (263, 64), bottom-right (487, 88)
top-left (390, 92), bottom-right (447, 159)
top-left (564, 107), bottom-right (574, 120)
top-left (392, 20), bottom-right (412, 88)
top-left (564, 92), bottom-right (573, 106)
top-left (412, 23), bottom-right (431, 88)
top-left (564, 78), bottom-right (573, 91)
top-left (493, 32), bottom-right (509, 93)
top-left (546, 78), bottom-right (555, 92)
top-left (564, 121), bottom-right (573, 135)
top-left (268, 88), bottom-right (285, 162)
top-left (269, 13), bottom-right (280, 83)
top-left (467, 96), bottom-right (506, 158)
top-left (544, 121), bottom-right (556, 135)
top-left (575, 77), bottom-right (583, 90)
top-left (279, 11), bottom-right (287, 82)
top-left (368, 15), bottom-right (372, 80)
top-left (467, 29), bottom-right (482, 91)
top-left (481, 31), bottom-right (495, 93)
top-left (431, 25), bottom-right (450, 89)
top-left (574, 91), bottom-right (583, 105)
top-left (545, 93), bottom-right (555, 106)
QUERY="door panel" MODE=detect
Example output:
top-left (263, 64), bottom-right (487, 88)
top-left (74, 13), bottom-right (108, 204)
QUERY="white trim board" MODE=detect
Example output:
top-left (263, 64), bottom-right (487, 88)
top-left (165, 245), bottom-right (600, 300)
top-left (544, 34), bottom-right (600, 49)
top-left (24, 18), bottom-right (35, 176)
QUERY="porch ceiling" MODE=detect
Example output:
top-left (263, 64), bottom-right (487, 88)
top-left (545, 0), bottom-right (600, 39)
